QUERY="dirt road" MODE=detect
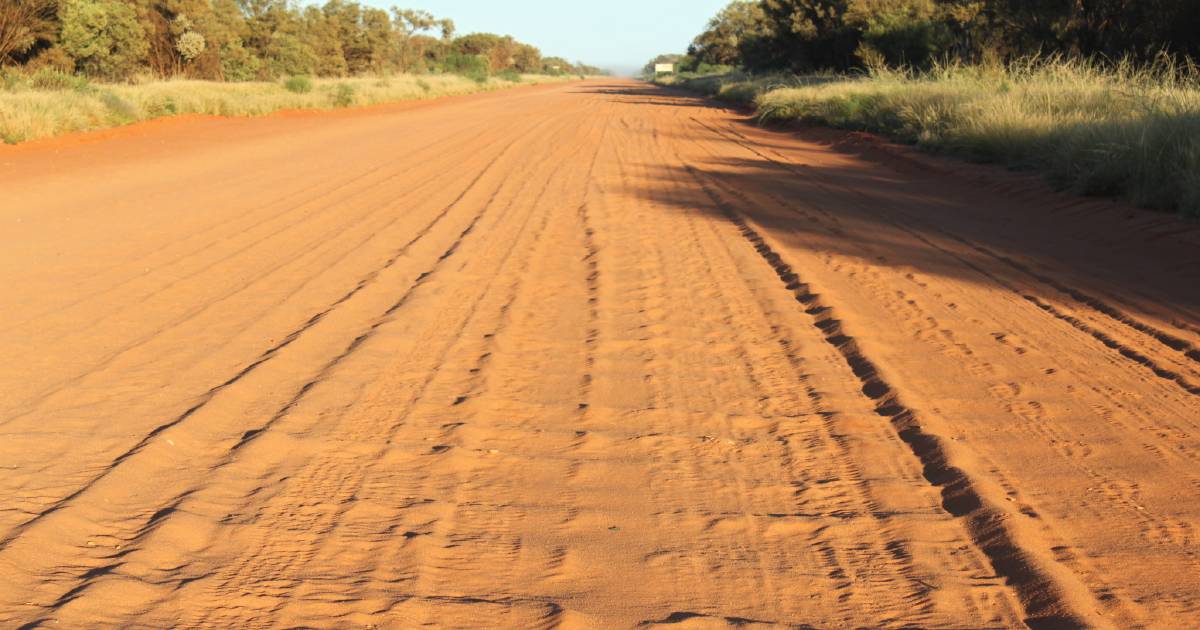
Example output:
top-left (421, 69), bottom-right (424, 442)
top-left (2, 80), bottom-right (1199, 629)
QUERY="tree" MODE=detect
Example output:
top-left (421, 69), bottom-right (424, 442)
top-left (452, 32), bottom-right (519, 71)
top-left (845, 0), bottom-right (947, 69)
top-left (689, 1), bottom-right (772, 67)
top-left (2, 0), bottom-right (596, 81)
top-left (392, 9), bottom-right (453, 72)
top-left (58, 0), bottom-right (149, 79)
top-left (757, 0), bottom-right (858, 71)
top-left (199, 0), bottom-right (260, 80)
top-left (512, 42), bottom-right (541, 73)
top-left (0, 0), bottom-right (58, 66)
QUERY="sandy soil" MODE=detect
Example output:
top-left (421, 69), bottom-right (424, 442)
top-left (2, 80), bottom-right (1198, 629)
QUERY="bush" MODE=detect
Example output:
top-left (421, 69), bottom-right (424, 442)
top-left (283, 75), bottom-right (312, 94)
top-left (330, 82), bottom-right (355, 107)
top-left (145, 95), bottom-right (177, 117)
top-left (28, 68), bottom-right (91, 92)
top-left (495, 69), bottom-right (521, 83)
top-left (440, 52), bottom-right (489, 84)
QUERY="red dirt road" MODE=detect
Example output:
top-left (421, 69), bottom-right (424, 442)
top-left (2, 80), bottom-right (1199, 629)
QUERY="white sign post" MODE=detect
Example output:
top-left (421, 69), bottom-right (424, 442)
top-left (654, 63), bottom-right (675, 74)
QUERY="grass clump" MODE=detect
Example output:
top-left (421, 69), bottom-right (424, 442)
top-left (330, 83), bottom-right (356, 107)
top-left (495, 69), bottom-right (522, 83)
top-left (283, 75), bottom-right (313, 94)
top-left (665, 58), bottom-right (1200, 217)
top-left (0, 73), bottom-right (573, 145)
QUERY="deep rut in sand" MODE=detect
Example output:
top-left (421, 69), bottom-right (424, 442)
top-left (2, 81), bottom-right (1199, 628)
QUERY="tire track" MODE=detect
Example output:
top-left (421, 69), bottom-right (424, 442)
top-left (686, 163), bottom-right (1095, 628)
top-left (175, 114), bottom-right (587, 630)
top-left (0, 115), bottom-right (502, 337)
top-left (2, 123), bottom-right (519, 417)
top-left (645, 112), bottom-right (946, 620)
top-left (0, 118), bottom-right (542, 557)
top-left (689, 116), bottom-right (1200, 400)
top-left (715, 119), bottom-right (1200, 363)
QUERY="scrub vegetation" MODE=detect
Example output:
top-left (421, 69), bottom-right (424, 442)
top-left (0, 70), bottom-right (570, 143)
top-left (0, 0), bottom-right (605, 143)
top-left (647, 1), bottom-right (1200, 217)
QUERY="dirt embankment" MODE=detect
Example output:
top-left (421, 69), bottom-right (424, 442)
top-left (1, 80), bottom-right (1198, 629)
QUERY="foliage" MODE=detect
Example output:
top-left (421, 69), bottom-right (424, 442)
top-left (0, 73), bottom-right (574, 144)
top-left (3, 1), bottom-right (600, 82)
top-left (655, 0), bottom-right (1200, 75)
top-left (688, 1), bottom-right (772, 67)
top-left (0, 0), bottom-right (58, 65)
top-left (660, 58), bottom-right (1200, 217)
top-left (440, 52), bottom-right (489, 82)
top-left (330, 81), bottom-right (355, 107)
top-left (175, 31), bottom-right (206, 63)
top-left (58, 0), bottom-right (150, 80)
top-left (283, 74), bottom-right (312, 93)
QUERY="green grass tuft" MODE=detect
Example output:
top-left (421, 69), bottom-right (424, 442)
top-left (283, 75), bottom-right (313, 94)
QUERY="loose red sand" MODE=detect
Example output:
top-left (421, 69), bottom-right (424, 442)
top-left (1, 79), bottom-right (1198, 629)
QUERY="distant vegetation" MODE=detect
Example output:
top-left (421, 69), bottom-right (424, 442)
top-left (648, 0), bottom-right (1198, 77)
top-left (0, 71), bottom-right (572, 144)
top-left (647, 1), bottom-right (1200, 217)
top-left (0, 1), bottom-right (606, 143)
top-left (1, 0), bottom-right (605, 81)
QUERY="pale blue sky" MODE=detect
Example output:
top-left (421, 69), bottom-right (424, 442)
top-left (362, 1), bottom-right (729, 74)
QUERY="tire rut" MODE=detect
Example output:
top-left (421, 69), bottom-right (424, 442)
top-left (0, 116), bottom-right (543, 559)
top-left (686, 163), bottom-right (1094, 628)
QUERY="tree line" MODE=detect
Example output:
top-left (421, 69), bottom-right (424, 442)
top-left (651, 0), bottom-right (1200, 75)
top-left (0, 0), bottom-right (604, 81)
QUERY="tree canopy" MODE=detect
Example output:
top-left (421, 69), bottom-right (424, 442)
top-left (1, 0), bottom-right (604, 80)
top-left (653, 0), bottom-right (1200, 75)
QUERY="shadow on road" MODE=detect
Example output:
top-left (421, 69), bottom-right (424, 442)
top-left (611, 84), bottom-right (1200, 326)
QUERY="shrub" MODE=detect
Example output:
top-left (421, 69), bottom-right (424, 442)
top-left (283, 75), bottom-right (312, 94)
top-left (496, 69), bottom-right (521, 83)
top-left (218, 43), bottom-right (261, 82)
top-left (145, 95), bottom-right (177, 117)
top-left (175, 31), bottom-right (206, 64)
top-left (28, 67), bottom-right (91, 91)
top-left (440, 52), bottom-right (489, 84)
top-left (330, 82), bottom-right (355, 107)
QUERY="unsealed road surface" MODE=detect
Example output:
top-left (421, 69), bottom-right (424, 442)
top-left (2, 80), bottom-right (1199, 629)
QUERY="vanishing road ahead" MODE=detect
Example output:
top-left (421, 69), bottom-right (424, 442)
top-left (2, 80), bottom-right (1199, 629)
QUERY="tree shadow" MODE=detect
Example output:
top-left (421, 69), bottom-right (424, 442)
top-left (570, 83), bottom-right (749, 112)
top-left (608, 91), bottom-right (1200, 332)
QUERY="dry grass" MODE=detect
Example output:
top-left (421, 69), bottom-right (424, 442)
top-left (0, 72), bottom-right (568, 144)
top-left (664, 59), bottom-right (1200, 217)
